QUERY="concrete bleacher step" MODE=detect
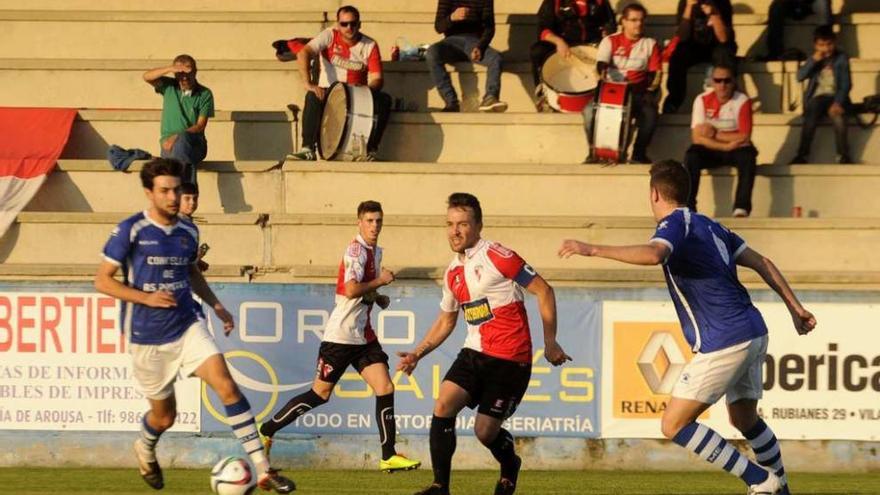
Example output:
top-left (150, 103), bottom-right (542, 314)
top-left (3, 262), bottom-right (874, 289)
top-left (29, 161), bottom-right (285, 215)
top-left (0, 263), bottom-right (249, 281)
top-left (4, 58), bottom-right (878, 114)
top-left (63, 109), bottom-right (878, 164)
top-left (267, 214), bottom-right (880, 273)
top-left (0, 212), bottom-right (268, 267)
top-left (2, 10), bottom-right (878, 60)
top-left (288, 264), bottom-right (880, 290)
top-left (33, 161), bottom-right (880, 220)
top-left (0, 0), bottom-right (873, 15)
top-left (4, 213), bottom-right (875, 273)
top-left (280, 162), bottom-right (880, 219)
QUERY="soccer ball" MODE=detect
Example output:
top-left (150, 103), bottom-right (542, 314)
top-left (210, 456), bottom-right (256, 495)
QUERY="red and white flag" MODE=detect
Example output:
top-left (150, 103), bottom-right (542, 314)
top-left (0, 107), bottom-right (77, 238)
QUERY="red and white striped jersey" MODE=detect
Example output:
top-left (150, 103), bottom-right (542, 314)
top-left (691, 89), bottom-right (753, 136)
top-left (596, 32), bottom-right (661, 92)
top-left (307, 28), bottom-right (382, 88)
top-left (323, 234), bottom-right (383, 345)
top-left (440, 239), bottom-right (538, 364)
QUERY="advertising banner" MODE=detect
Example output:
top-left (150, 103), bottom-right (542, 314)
top-left (0, 290), bottom-right (200, 431)
top-left (601, 301), bottom-right (880, 440)
top-left (200, 284), bottom-right (602, 437)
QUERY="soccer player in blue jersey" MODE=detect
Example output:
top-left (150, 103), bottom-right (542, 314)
top-left (558, 160), bottom-right (816, 495)
top-left (94, 158), bottom-right (295, 493)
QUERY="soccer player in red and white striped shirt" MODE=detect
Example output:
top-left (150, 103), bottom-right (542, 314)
top-left (399, 193), bottom-right (571, 495)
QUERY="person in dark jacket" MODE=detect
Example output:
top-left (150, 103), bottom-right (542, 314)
top-left (530, 0), bottom-right (615, 109)
top-left (663, 0), bottom-right (736, 114)
top-left (791, 26), bottom-right (852, 164)
top-left (426, 0), bottom-right (508, 112)
top-left (761, 0), bottom-right (832, 61)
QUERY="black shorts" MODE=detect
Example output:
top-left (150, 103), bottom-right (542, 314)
top-left (443, 348), bottom-right (532, 420)
top-left (316, 340), bottom-right (389, 384)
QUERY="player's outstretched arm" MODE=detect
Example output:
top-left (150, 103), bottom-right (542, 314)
top-left (396, 310), bottom-right (458, 375)
top-left (94, 260), bottom-right (176, 308)
top-left (525, 275), bottom-right (572, 366)
top-left (189, 264), bottom-right (235, 335)
top-left (558, 239), bottom-right (669, 266)
top-left (736, 247), bottom-right (817, 335)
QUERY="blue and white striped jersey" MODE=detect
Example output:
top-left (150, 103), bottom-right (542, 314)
top-left (650, 208), bottom-right (767, 353)
top-left (102, 211), bottom-right (200, 345)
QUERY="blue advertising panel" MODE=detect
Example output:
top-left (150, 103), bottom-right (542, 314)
top-left (200, 283), bottom-right (602, 437)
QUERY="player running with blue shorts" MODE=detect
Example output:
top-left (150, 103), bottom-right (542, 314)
top-left (94, 158), bottom-right (294, 493)
top-left (558, 160), bottom-right (816, 495)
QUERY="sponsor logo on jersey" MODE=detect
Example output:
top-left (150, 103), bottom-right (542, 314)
top-left (474, 265), bottom-right (483, 282)
top-left (462, 297), bottom-right (494, 325)
top-left (138, 240), bottom-right (159, 245)
top-left (331, 54), bottom-right (366, 72)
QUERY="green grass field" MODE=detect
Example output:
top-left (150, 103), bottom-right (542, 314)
top-left (0, 468), bottom-right (877, 494)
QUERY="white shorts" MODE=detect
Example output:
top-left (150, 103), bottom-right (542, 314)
top-left (130, 320), bottom-right (220, 401)
top-left (672, 335), bottom-right (768, 405)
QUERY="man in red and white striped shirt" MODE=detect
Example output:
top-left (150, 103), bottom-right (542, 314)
top-left (288, 5), bottom-right (392, 162)
top-left (399, 193), bottom-right (571, 495)
top-left (584, 2), bottom-right (661, 163)
top-left (685, 62), bottom-right (758, 218)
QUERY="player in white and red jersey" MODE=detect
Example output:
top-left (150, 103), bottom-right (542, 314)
top-left (399, 193), bottom-right (571, 495)
top-left (585, 3), bottom-right (661, 163)
top-left (260, 201), bottom-right (421, 474)
top-left (288, 5), bottom-right (392, 162)
top-left (685, 62), bottom-right (758, 218)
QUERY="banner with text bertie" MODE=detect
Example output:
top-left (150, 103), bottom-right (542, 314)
top-left (0, 289), bottom-right (200, 432)
top-left (199, 284), bottom-right (602, 437)
top-left (601, 301), bottom-right (880, 441)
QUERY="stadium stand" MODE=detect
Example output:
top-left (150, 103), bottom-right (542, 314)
top-left (0, 0), bottom-right (878, 291)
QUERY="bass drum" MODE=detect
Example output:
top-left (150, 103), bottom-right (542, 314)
top-left (319, 82), bottom-right (375, 161)
top-left (590, 80), bottom-right (632, 163)
top-left (540, 45), bottom-right (600, 113)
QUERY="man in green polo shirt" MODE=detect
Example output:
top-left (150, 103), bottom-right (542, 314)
top-left (143, 54), bottom-right (214, 183)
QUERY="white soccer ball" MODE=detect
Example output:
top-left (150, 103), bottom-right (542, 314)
top-left (210, 456), bottom-right (256, 495)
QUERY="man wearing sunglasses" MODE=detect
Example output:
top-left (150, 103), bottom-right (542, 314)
top-left (684, 63), bottom-right (757, 218)
top-left (288, 5), bottom-right (392, 162)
